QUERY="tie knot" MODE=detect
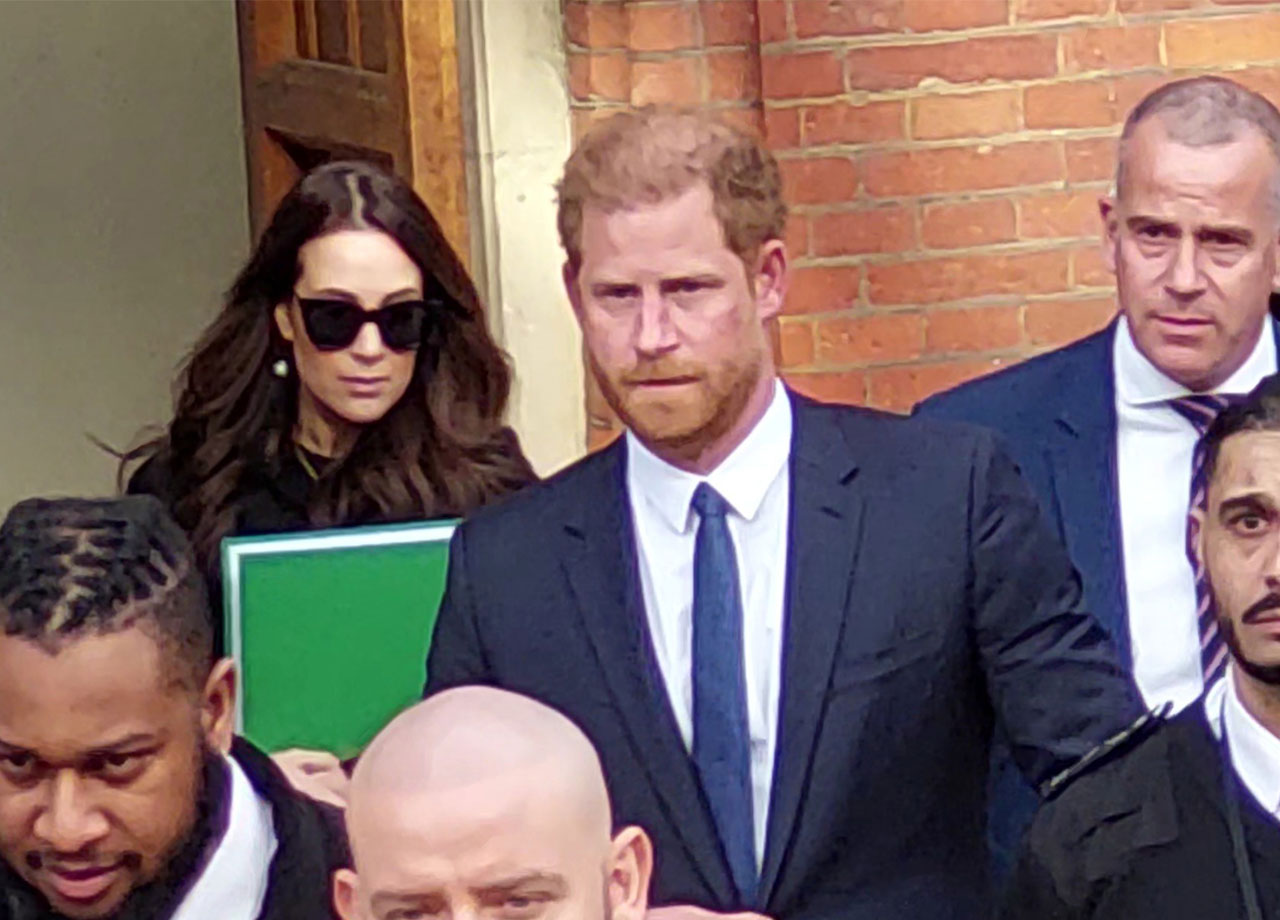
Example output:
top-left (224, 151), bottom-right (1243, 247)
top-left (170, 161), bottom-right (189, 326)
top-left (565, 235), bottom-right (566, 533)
top-left (691, 483), bottom-right (731, 520)
top-left (1167, 393), bottom-right (1244, 435)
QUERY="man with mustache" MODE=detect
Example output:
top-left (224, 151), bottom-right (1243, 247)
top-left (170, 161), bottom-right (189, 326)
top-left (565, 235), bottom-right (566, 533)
top-left (0, 496), bottom-right (347, 920)
top-left (424, 106), bottom-right (1140, 920)
top-left (918, 76), bottom-right (1280, 872)
top-left (1001, 373), bottom-right (1280, 919)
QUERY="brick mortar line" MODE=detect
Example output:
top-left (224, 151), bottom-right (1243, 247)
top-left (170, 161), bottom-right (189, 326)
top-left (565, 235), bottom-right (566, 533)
top-left (793, 237), bottom-right (1104, 264)
top-left (775, 132), bottom-right (1118, 155)
top-left (757, 4), bottom-right (1280, 53)
top-left (782, 291), bottom-right (1117, 322)
top-left (780, 290), bottom-right (1116, 325)
top-left (827, 185), bottom-right (1104, 206)
top-left (791, 184), bottom-right (1111, 212)
top-left (761, 63), bottom-right (1280, 107)
top-left (786, 349), bottom-right (1026, 374)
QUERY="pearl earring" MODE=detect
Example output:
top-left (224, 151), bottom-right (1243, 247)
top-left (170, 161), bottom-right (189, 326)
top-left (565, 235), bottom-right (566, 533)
top-left (272, 359), bottom-right (289, 379)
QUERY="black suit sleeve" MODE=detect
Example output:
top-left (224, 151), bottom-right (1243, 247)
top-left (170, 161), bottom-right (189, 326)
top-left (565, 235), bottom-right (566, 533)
top-left (999, 839), bottom-right (1078, 920)
top-left (967, 431), bottom-right (1142, 788)
top-left (424, 523), bottom-right (492, 696)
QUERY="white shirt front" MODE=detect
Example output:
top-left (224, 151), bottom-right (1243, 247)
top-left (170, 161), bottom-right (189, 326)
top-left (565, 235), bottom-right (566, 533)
top-left (626, 380), bottom-right (791, 867)
top-left (1205, 671), bottom-right (1280, 823)
top-left (170, 754), bottom-right (279, 920)
top-left (1114, 317), bottom-right (1276, 712)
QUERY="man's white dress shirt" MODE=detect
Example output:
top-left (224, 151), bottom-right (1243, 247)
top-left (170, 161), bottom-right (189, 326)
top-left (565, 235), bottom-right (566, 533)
top-left (1114, 317), bottom-right (1276, 711)
top-left (170, 754), bottom-right (279, 920)
top-left (627, 380), bottom-right (791, 867)
top-left (1206, 671), bottom-right (1280, 823)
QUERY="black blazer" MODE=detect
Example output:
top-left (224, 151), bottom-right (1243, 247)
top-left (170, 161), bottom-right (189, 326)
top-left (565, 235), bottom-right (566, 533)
top-left (425, 391), bottom-right (1140, 920)
top-left (916, 319), bottom-right (1280, 871)
top-left (1001, 705), bottom-right (1280, 919)
top-left (233, 738), bottom-right (350, 920)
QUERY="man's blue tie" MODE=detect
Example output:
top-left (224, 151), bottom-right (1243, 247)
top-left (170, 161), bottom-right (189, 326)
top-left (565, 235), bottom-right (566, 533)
top-left (1168, 394), bottom-right (1244, 685)
top-left (690, 482), bottom-right (757, 905)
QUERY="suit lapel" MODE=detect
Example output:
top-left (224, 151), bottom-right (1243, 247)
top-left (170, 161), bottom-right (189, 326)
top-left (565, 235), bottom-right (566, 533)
top-left (1045, 324), bottom-right (1130, 660)
top-left (559, 441), bottom-right (736, 904)
top-left (758, 395), bottom-right (864, 905)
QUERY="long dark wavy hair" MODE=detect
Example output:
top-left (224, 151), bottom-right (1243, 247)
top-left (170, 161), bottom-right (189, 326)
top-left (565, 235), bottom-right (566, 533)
top-left (125, 161), bottom-right (535, 573)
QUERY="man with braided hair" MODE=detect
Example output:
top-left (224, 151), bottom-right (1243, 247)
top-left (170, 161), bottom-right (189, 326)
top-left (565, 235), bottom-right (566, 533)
top-left (0, 495), bottom-right (347, 920)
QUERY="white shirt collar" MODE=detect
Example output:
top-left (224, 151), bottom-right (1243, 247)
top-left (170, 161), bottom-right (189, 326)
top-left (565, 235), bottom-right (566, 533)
top-left (169, 753), bottom-right (279, 920)
top-left (626, 380), bottom-right (792, 534)
top-left (1205, 670), bottom-right (1280, 817)
top-left (1114, 314), bottom-right (1276, 407)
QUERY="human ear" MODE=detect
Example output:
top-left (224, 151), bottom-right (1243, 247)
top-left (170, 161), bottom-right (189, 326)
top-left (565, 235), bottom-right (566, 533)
top-left (333, 868), bottom-right (360, 920)
top-left (753, 239), bottom-right (788, 323)
top-left (201, 657), bottom-right (237, 756)
top-left (563, 260), bottom-right (585, 323)
top-left (275, 302), bottom-right (297, 343)
top-left (607, 826), bottom-right (654, 920)
top-left (1099, 197), bottom-right (1119, 275)
top-left (1270, 228), bottom-right (1280, 289)
top-left (1190, 505), bottom-right (1207, 577)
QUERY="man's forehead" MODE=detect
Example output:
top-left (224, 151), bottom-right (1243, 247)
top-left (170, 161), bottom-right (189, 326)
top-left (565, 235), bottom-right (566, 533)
top-left (1211, 430), bottom-right (1280, 498)
top-left (1125, 121), bottom-right (1274, 204)
top-left (0, 630), bottom-right (183, 750)
top-left (580, 186), bottom-right (727, 249)
top-left (354, 783), bottom-right (600, 881)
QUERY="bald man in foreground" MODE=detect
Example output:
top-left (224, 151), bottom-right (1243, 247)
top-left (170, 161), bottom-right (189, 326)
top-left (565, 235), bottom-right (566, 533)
top-left (334, 687), bottom-right (654, 920)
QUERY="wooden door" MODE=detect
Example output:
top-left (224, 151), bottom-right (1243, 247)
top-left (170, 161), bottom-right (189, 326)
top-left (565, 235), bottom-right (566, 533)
top-left (236, 0), bottom-right (470, 264)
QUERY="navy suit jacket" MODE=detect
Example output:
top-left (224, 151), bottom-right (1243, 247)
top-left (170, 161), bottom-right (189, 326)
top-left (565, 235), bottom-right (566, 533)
top-left (915, 318), bottom-right (1280, 872)
top-left (425, 391), bottom-right (1141, 920)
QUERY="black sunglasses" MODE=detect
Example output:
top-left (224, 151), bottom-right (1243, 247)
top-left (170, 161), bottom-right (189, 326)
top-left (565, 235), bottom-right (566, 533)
top-left (295, 295), bottom-right (438, 352)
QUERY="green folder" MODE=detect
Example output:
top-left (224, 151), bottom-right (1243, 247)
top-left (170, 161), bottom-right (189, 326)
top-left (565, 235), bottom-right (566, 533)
top-left (221, 519), bottom-right (456, 758)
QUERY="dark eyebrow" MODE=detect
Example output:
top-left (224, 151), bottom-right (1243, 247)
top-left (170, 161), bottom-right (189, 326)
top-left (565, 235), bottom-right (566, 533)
top-left (1125, 215), bottom-right (1176, 232)
top-left (0, 733), bottom-right (157, 760)
top-left (83, 733), bottom-right (159, 756)
top-left (661, 274), bottom-right (725, 288)
top-left (1197, 224), bottom-right (1254, 245)
top-left (370, 891), bottom-right (432, 913)
top-left (591, 281), bottom-right (640, 295)
top-left (479, 872), bottom-right (569, 894)
top-left (1217, 493), bottom-right (1275, 520)
top-left (368, 873), bottom-right (569, 911)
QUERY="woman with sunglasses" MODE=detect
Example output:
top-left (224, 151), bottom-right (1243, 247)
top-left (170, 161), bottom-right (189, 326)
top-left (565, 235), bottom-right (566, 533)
top-left (125, 160), bottom-right (536, 619)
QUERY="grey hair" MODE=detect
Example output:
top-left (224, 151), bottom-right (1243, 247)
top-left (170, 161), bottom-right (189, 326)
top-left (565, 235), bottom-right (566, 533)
top-left (1116, 76), bottom-right (1280, 219)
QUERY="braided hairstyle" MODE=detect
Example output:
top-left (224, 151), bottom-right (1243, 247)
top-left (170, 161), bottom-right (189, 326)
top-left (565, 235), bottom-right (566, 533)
top-left (0, 495), bottom-right (213, 688)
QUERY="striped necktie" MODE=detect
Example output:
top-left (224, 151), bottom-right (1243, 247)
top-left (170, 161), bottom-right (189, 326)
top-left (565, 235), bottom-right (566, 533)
top-left (1167, 394), bottom-right (1243, 684)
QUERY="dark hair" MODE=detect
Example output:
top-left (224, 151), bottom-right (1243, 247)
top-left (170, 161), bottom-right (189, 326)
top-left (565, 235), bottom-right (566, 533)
top-left (1203, 372), bottom-right (1280, 483)
top-left (0, 495), bottom-right (212, 686)
top-left (123, 161), bottom-right (534, 573)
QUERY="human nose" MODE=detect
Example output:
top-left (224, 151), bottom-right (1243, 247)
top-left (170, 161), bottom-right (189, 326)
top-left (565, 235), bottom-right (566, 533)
top-left (1165, 236), bottom-right (1205, 300)
top-left (635, 288), bottom-right (678, 356)
top-left (1263, 533), bottom-right (1280, 588)
top-left (32, 772), bottom-right (110, 853)
top-left (349, 319), bottom-right (385, 361)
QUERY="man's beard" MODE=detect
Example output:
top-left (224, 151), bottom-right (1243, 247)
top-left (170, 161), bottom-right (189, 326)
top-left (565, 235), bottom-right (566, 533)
top-left (2, 749), bottom-right (230, 920)
top-left (1218, 592), bottom-right (1280, 686)
top-left (596, 349), bottom-right (764, 462)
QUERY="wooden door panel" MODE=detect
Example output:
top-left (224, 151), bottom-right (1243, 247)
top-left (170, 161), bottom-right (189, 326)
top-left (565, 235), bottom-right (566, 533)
top-left (236, 0), bottom-right (469, 265)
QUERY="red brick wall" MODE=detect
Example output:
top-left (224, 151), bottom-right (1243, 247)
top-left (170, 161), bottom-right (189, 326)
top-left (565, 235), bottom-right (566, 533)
top-left (565, 0), bottom-right (1280, 439)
